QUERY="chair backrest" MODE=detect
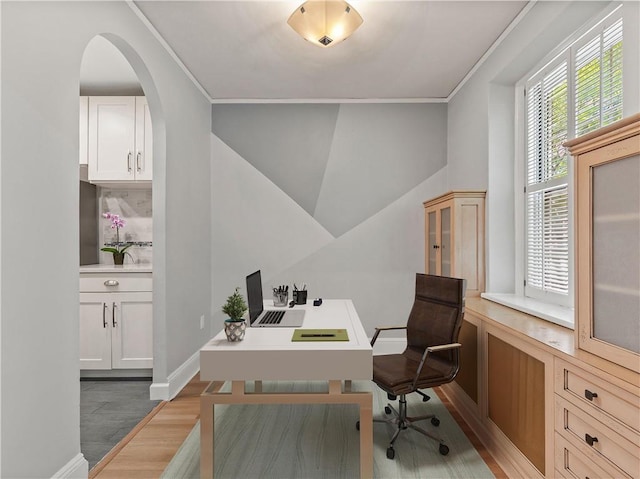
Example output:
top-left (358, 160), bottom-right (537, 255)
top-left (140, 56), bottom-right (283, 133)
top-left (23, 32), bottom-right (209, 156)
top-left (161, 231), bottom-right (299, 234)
top-left (405, 274), bottom-right (466, 365)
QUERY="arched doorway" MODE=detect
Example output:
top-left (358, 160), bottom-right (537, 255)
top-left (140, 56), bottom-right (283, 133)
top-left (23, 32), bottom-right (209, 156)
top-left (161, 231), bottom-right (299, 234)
top-left (78, 34), bottom-right (165, 470)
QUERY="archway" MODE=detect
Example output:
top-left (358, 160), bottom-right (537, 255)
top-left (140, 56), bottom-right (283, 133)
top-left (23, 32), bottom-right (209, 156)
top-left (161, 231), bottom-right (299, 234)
top-left (78, 33), bottom-right (166, 470)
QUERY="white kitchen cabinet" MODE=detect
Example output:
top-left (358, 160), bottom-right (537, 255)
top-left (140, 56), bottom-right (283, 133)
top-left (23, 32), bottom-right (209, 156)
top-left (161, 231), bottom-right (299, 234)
top-left (79, 96), bottom-right (88, 166)
top-left (87, 96), bottom-right (152, 183)
top-left (79, 271), bottom-right (152, 370)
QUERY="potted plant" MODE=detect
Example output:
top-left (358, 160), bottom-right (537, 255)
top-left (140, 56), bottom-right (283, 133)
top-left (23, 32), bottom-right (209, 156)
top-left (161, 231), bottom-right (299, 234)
top-left (100, 212), bottom-right (133, 265)
top-left (222, 287), bottom-right (248, 341)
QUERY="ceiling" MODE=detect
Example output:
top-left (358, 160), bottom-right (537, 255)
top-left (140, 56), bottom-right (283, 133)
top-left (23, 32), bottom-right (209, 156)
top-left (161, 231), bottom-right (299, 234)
top-left (81, 1), bottom-right (529, 102)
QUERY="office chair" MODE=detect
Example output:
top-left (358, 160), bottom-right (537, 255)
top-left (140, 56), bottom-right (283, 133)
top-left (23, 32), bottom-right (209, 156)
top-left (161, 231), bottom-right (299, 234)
top-left (358, 273), bottom-right (466, 460)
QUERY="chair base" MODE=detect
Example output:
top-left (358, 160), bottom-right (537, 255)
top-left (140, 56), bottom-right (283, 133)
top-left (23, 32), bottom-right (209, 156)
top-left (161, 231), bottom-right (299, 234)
top-left (373, 394), bottom-right (450, 459)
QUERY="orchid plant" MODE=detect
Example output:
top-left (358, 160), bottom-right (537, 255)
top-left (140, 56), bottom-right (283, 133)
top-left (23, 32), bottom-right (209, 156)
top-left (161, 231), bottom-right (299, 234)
top-left (100, 212), bottom-right (133, 257)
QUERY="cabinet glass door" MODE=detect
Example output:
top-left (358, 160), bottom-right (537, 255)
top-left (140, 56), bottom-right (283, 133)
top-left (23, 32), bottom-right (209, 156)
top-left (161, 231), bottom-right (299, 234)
top-left (591, 154), bottom-right (640, 353)
top-left (441, 206), bottom-right (451, 276)
top-left (428, 210), bottom-right (437, 274)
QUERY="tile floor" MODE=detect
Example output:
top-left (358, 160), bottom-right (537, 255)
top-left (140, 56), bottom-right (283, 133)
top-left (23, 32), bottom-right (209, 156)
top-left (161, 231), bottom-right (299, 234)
top-left (80, 379), bottom-right (161, 470)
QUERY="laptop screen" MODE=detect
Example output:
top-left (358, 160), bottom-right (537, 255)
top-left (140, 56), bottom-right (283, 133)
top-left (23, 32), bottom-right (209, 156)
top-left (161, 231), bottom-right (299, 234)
top-left (245, 270), bottom-right (264, 326)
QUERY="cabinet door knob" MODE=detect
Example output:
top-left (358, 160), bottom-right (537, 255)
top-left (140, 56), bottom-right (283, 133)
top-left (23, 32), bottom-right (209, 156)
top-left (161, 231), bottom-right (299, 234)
top-left (584, 389), bottom-right (598, 401)
top-left (104, 279), bottom-right (119, 287)
top-left (585, 433), bottom-right (598, 447)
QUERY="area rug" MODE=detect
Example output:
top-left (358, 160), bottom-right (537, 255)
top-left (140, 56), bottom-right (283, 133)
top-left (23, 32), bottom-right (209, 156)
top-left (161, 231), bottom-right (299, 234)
top-left (161, 381), bottom-right (494, 479)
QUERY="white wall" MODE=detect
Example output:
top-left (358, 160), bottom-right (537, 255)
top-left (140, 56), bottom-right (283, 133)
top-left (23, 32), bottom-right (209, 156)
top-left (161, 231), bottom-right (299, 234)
top-left (0, 2), bottom-right (211, 476)
top-left (447, 0), bottom-right (616, 293)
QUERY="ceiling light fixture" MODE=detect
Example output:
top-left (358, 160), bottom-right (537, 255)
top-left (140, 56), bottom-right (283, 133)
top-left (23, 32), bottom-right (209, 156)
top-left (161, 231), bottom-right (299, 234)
top-left (287, 0), bottom-right (363, 48)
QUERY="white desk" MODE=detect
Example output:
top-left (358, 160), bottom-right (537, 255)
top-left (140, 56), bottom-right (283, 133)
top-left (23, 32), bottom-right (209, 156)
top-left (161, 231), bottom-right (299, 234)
top-left (199, 299), bottom-right (373, 478)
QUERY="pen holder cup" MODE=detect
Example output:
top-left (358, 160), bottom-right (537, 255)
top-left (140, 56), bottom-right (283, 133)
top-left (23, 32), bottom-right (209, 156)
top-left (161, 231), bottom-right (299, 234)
top-left (273, 291), bottom-right (288, 307)
top-left (293, 290), bottom-right (308, 305)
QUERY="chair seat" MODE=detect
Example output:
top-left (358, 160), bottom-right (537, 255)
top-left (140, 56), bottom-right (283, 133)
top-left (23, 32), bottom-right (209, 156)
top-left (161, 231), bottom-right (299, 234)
top-left (373, 353), bottom-right (456, 396)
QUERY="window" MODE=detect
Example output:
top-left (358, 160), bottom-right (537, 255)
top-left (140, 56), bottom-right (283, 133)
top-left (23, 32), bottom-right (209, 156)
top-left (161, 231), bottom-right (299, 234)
top-left (524, 12), bottom-right (623, 307)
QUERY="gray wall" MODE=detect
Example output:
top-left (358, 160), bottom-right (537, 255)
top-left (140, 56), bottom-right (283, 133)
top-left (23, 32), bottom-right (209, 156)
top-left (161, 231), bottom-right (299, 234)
top-left (447, 0), bottom-right (621, 293)
top-left (1, 2), bottom-right (211, 476)
top-left (211, 103), bottom-right (448, 335)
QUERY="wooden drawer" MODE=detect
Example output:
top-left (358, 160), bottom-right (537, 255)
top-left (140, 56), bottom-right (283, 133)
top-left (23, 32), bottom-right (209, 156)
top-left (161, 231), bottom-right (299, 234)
top-left (555, 358), bottom-right (640, 436)
top-left (555, 433), bottom-right (622, 479)
top-left (80, 273), bottom-right (152, 293)
top-left (555, 396), bottom-right (639, 478)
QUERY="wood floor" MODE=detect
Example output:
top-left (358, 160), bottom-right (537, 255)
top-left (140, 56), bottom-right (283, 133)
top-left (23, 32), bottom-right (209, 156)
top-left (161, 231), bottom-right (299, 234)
top-left (90, 374), bottom-right (506, 478)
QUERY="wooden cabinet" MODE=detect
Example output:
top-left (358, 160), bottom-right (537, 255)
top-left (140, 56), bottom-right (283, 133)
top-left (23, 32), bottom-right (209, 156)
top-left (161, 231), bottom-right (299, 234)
top-left (441, 298), bottom-right (639, 479)
top-left (554, 359), bottom-right (640, 478)
top-left (565, 114), bottom-right (640, 374)
top-left (87, 96), bottom-right (152, 184)
top-left (80, 272), bottom-right (153, 370)
top-left (423, 191), bottom-right (485, 296)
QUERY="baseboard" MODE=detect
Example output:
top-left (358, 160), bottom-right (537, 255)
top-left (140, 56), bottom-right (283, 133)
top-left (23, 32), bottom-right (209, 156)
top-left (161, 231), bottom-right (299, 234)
top-left (371, 337), bottom-right (406, 355)
top-left (52, 453), bottom-right (88, 479)
top-left (150, 349), bottom-right (200, 400)
top-left (80, 368), bottom-right (152, 379)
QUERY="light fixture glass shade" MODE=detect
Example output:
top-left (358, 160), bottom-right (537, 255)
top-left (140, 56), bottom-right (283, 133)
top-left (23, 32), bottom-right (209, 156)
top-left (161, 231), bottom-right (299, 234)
top-left (287, 0), bottom-right (363, 48)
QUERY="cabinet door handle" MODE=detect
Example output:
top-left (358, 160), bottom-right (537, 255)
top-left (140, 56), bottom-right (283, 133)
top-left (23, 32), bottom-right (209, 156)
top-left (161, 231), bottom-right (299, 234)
top-left (104, 280), bottom-right (119, 287)
top-left (136, 151), bottom-right (142, 172)
top-left (127, 151), bottom-right (132, 172)
top-left (584, 389), bottom-right (598, 401)
top-left (102, 303), bottom-right (108, 328)
top-left (112, 302), bottom-right (117, 327)
top-left (585, 433), bottom-right (598, 447)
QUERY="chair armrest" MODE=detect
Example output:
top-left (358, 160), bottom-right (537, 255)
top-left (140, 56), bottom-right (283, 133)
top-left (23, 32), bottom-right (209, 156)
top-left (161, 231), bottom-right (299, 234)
top-left (370, 326), bottom-right (407, 346)
top-left (426, 342), bottom-right (461, 353)
top-left (411, 342), bottom-right (462, 390)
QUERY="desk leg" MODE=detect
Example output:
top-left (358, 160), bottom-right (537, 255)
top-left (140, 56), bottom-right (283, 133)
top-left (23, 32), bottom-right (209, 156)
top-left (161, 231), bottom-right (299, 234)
top-left (201, 381), bottom-right (224, 479)
top-left (359, 395), bottom-right (373, 479)
top-left (200, 396), bottom-right (214, 479)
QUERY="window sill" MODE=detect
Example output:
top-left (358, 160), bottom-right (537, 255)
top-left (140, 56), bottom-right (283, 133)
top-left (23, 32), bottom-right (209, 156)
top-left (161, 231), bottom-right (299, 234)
top-left (480, 293), bottom-right (574, 329)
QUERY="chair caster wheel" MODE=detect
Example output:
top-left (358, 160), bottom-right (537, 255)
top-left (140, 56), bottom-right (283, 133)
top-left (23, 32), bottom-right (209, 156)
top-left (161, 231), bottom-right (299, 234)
top-left (431, 417), bottom-right (440, 427)
top-left (386, 447), bottom-right (395, 459)
top-left (422, 394), bottom-right (430, 402)
top-left (384, 406), bottom-right (392, 415)
top-left (439, 444), bottom-right (449, 455)
top-left (387, 393), bottom-right (397, 401)
top-left (356, 421), bottom-right (360, 431)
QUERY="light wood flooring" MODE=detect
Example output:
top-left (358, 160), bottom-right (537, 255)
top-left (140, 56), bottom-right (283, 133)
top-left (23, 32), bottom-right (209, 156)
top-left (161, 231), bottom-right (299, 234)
top-left (90, 374), bottom-right (506, 478)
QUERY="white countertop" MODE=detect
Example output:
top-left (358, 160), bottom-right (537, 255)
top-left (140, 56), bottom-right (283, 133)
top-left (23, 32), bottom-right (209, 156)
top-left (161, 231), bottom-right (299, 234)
top-left (80, 263), bottom-right (152, 273)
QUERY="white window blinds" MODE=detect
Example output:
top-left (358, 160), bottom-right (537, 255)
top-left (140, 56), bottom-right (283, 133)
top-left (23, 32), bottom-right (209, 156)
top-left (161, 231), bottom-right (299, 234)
top-left (526, 62), bottom-right (569, 299)
top-left (575, 19), bottom-right (623, 137)
top-left (524, 12), bottom-right (623, 305)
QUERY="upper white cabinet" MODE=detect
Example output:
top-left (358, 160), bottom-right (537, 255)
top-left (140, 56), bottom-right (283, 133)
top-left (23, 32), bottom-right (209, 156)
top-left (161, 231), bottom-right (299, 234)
top-left (87, 96), bottom-right (152, 184)
top-left (79, 96), bottom-right (88, 166)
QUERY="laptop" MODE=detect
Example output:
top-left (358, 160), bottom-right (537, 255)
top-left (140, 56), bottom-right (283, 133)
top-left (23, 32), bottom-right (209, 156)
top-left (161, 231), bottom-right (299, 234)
top-left (246, 270), bottom-right (306, 327)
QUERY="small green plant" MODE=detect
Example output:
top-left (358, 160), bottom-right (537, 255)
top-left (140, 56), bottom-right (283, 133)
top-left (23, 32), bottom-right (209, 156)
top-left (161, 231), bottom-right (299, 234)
top-left (222, 287), bottom-right (248, 322)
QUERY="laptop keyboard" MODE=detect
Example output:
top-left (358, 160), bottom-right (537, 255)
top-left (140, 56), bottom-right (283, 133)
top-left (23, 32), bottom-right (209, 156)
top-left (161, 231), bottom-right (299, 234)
top-left (259, 310), bottom-right (285, 325)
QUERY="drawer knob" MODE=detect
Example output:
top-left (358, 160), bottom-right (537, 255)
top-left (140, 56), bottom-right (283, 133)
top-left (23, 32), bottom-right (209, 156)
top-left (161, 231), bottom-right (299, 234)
top-left (104, 280), bottom-right (119, 287)
top-left (585, 433), bottom-right (598, 447)
top-left (584, 389), bottom-right (598, 401)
